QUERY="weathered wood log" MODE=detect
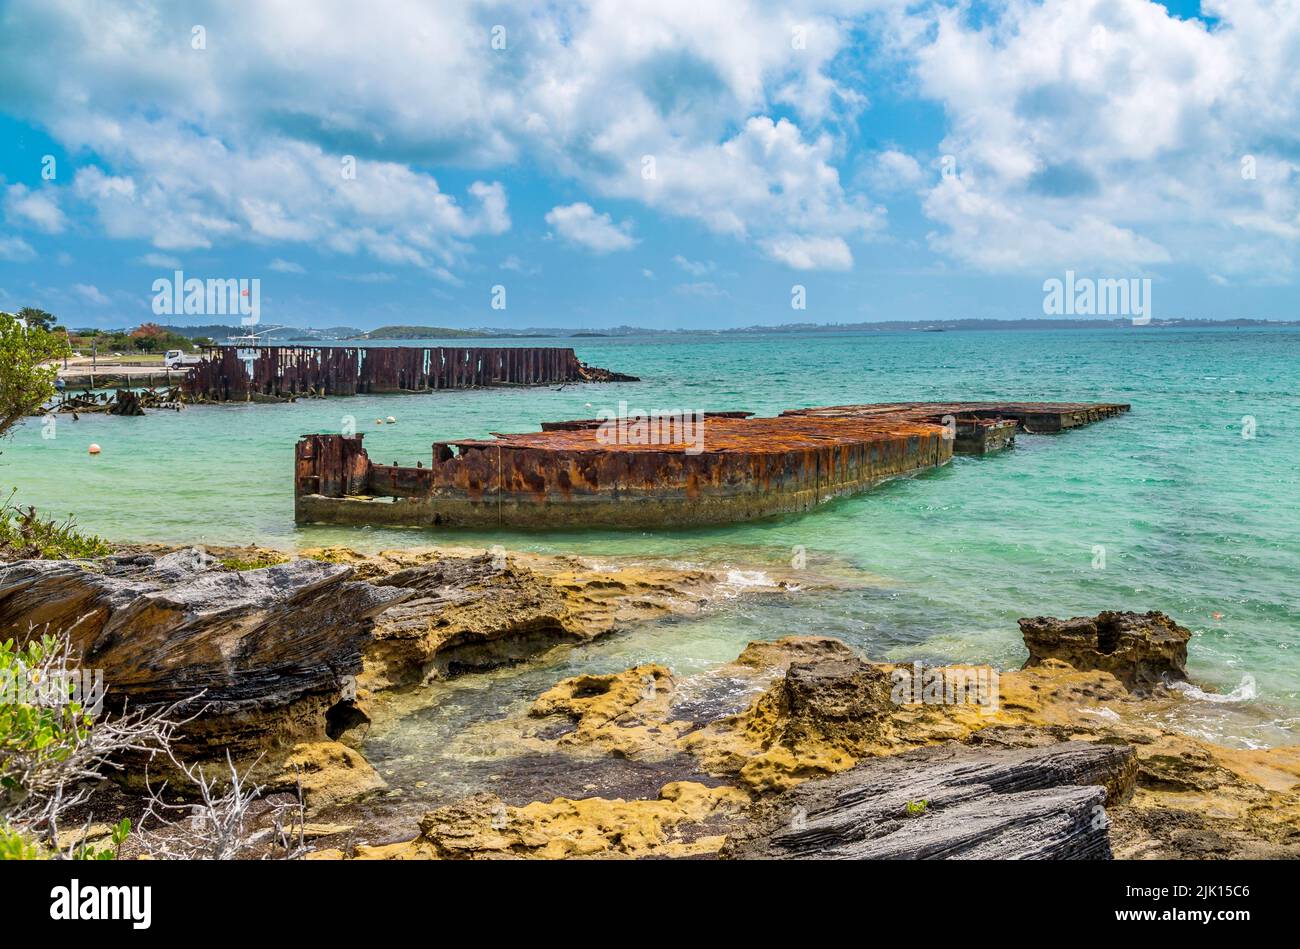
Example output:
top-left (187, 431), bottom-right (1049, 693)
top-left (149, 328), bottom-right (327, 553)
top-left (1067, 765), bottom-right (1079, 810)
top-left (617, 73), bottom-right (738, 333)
top-left (108, 388), bottom-right (144, 416)
top-left (722, 740), bottom-right (1136, 860)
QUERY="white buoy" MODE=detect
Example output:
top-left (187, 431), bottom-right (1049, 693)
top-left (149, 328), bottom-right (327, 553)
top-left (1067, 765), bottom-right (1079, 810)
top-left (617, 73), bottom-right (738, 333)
top-left (386, 416), bottom-right (396, 424)
top-left (375, 418), bottom-right (383, 425)
top-left (88, 443), bottom-right (102, 455)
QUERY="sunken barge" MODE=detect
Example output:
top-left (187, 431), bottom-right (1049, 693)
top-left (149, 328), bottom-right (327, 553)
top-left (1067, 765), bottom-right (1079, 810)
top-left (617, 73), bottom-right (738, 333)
top-left (184, 344), bottom-right (635, 402)
top-left (294, 401), bottom-right (1129, 530)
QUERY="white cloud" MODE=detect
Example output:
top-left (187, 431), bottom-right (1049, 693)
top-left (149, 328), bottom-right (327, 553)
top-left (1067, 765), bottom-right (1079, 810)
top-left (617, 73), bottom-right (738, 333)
top-left (4, 183), bottom-right (65, 233)
top-left (908, 0), bottom-right (1300, 277)
top-left (0, 0), bottom-right (889, 273)
top-left (270, 258), bottom-right (305, 273)
top-left (674, 281), bottom-right (727, 298)
top-left (866, 149), bottom-right (925, 192)
top-left (500, 254), bottom-right (539, 275)
top-left (922, 175), bottom-right (1170, 271)
top-left (73, 283), bottom-right (110, 305)
top-left (761, 235), bottom-right (854, 271)
top-left (64, 122), bottom-right (510, 274)
top-left (4, 0), bottom-right (1296, 282)
top-left (673, 255), bottom-right (715, 276)
top-left (137, 252), bottom-right (181, 268)
top-left (545, 203), bottom-right (637, 253)
top-left (0, 235), bottom-right (35, 261)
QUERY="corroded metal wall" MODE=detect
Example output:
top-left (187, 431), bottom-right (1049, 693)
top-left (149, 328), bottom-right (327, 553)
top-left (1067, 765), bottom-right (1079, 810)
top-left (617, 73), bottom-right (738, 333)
top-left (293, 402), bottom-right (1129, 530)
top-left (186, 345), bottom-right (586, 401)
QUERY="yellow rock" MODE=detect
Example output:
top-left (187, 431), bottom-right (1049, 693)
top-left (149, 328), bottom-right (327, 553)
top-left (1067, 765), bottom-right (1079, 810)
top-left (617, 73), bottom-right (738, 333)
top-left (351, 781), bottom-right (750, 860)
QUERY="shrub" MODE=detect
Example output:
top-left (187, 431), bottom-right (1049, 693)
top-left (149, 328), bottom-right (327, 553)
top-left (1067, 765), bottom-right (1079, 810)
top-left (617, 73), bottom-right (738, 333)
top-left (0, 490), bottom-right (111, 561)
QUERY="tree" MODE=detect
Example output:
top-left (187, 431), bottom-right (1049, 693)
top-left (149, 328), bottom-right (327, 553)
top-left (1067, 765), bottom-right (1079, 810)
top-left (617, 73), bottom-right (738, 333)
top-left (0, 313), bottom-right (70, 441)
top-left (15, 308), bottom-right (57, 332)
top-left (129, 322), bottom-right (168, 353)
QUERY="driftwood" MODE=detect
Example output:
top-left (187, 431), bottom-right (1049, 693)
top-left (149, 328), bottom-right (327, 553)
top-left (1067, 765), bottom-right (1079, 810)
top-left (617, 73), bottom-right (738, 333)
top-left (722, 740), bottom-right (1136, 860)
top-left (108, 389), bottom-right (143, 416)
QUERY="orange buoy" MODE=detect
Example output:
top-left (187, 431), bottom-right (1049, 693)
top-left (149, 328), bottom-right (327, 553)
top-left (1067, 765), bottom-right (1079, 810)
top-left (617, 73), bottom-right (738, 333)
top-left (88, 443), bottom-right (102, 455)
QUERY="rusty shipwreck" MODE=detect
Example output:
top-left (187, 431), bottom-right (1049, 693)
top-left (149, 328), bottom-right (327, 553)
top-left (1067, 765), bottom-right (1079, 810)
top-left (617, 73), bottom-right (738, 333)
top-left (184, 344), bottom-right (635, 402)
top-left (294, 401), bottom-right (1129, 530)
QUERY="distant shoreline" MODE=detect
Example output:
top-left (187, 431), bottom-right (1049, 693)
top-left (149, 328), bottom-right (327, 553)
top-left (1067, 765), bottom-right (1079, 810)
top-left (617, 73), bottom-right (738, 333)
top-left (134, 317), bottom-right (1300, 344)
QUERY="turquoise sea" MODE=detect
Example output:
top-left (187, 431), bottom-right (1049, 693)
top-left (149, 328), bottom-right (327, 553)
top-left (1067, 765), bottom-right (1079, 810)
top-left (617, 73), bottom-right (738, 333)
top-left (7, 328), bottom-right (1299, 752)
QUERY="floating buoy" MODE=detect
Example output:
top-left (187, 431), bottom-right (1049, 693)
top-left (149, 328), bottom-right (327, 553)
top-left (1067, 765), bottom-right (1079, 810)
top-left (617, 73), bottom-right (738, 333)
top-left (375, 418), bottom-right (383, 425)
top-left (386, 416), bottom-right (396, 424)
top-left (88, 443), bottom-right (102, 455)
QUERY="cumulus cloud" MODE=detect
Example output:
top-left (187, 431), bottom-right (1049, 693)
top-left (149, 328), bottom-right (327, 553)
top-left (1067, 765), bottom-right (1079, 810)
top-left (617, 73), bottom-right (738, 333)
top-left (865, 149), bottom-right (925, 192)
top-left (673, 255), bottom-right (715, 276)
top-left (269, 258), bottom-right (306, 273)
top-left (0, 235), bottom-right (35, 261)
top-left (64, 118), bottom-right (509, 275)
top-left (908, 0), bottom-right (1300, 277)
top-left (73, 283), bottom-right (110, 305)
top-left (0, 0), bottom-right (889, 273)
top-left (545, 203), bottom-right (637, 253)
top-left (4, 183), bottom-right (66, 233)
top-left (761, 234), bottom-right (855, 271)
top-left (2, 0), bottom-right (1296, 283)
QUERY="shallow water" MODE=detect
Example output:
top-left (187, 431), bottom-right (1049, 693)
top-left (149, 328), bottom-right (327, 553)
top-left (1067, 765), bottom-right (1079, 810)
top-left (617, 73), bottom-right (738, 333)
top-left (8, 328), bottom-right (1299, 750)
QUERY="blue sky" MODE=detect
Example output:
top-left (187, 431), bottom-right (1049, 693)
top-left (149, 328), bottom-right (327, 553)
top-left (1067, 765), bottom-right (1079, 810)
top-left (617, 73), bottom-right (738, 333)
top-left (0, 0), bottom-right (1296, 331)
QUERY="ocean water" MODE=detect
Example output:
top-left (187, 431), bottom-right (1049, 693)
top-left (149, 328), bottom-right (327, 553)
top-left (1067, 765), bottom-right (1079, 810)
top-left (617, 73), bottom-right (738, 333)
top-left (7, 328), bottom-right (1299, 749)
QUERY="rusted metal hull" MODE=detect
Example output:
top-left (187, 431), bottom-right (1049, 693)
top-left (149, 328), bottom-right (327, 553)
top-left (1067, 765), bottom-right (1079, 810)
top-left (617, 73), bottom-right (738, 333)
top-left (183, 345), bottom-right (633, 401)
top-left (294, 401), bottom-right (1129, 530)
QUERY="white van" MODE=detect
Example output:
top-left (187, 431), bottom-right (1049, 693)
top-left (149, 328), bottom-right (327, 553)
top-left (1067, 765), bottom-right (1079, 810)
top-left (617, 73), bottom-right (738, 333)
top-left (163, 350), bottom-right (204, 369)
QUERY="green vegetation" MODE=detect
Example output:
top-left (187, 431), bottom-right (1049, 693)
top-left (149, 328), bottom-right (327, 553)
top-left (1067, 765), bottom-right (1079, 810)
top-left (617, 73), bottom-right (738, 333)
top-left (14, 308), bottom-right (58, 332)
top-left (0, 635), bottom-right (138, 860)
top-left (0, 822), bottom-right (45, 859)
top-left (0, 635), bottom-right (93, 786)
top-left (218, 551), bottom-right (290, 571)
top-left (0, 313), bottom-right (111, 561)
top-left (0, 311), bottom-right (70, 440)
top-left (70, 322), bottom-right (201, 354)
top-left (360, 324), bottom-right (494, 339)
top-left (903, 800), bottom-right (929, 817)
top-left (1, 634), bottom-right (92, 859)
top-left (0, 491), bottom-right (111, 561)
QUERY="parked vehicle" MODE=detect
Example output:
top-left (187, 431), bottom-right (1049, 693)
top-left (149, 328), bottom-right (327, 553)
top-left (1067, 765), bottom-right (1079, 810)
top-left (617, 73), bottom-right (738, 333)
top-left (163, 349), bottom-right (203, 369)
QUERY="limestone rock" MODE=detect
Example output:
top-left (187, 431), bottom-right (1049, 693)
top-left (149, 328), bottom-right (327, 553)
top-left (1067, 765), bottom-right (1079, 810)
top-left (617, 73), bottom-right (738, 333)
top-left (365, 555), bottom-right (586, 688)
top-left (356, 781), bottom-right (749, 860)
top-left (0, 553), bottom-right (407, 764)
top-left (729, 636), bottom-right (858, 672)
top-left (1019, 610), bottom-right (1192, 690)
top-left (685, 656), bottom-right (895, 792)
top-left (722, 741), bottom-right (1135, 860)
top-left (361, 551), bottom-right (718, 689)
top-left (527, 664), bottom-right (682, 760)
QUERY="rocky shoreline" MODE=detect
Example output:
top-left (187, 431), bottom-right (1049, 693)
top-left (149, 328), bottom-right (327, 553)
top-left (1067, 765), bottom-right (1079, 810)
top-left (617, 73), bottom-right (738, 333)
top-left (1, 545), bottom-right (1295, 860)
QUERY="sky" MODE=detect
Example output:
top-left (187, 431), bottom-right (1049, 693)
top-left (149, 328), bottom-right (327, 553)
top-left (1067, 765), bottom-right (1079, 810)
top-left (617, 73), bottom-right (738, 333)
top-left (0, 0), bottom-right (1297, 332)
